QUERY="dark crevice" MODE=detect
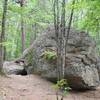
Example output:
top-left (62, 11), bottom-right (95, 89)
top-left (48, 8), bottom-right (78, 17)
top-left (16, 68), bottom-right (27, 76)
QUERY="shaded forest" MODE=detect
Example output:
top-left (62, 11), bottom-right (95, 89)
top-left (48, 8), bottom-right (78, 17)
top-left (0, 0), bottom-right (100, 100)
top-left (0, 0), bottom-right (99, 60)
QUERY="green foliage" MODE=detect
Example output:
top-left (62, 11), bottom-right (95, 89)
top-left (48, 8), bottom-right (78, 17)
top-left (0, 0), bottom-right (100, 60)
top-left (43, 50), bottom-right (57, 61)
top-left (53, 79), bottom-right (70, 98)
top-left (80, 1), bottom-right (100, 33)
top-left (54, 79), bottom-right (69, 90)
top-left (0, 0), bottom-right (54, 60)
top-left (73, 0), bottom-right (100, 33)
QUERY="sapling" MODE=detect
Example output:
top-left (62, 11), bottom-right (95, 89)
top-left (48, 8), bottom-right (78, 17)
top-left (53, 79), bottom-right (70, 100)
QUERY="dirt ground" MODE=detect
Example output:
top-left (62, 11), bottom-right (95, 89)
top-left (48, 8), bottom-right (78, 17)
top-left (0, 75), bottom-right (100, 100)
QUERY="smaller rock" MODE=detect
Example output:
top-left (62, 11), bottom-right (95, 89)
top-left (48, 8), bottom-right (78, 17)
top-left (3, 61), bottom-right (24, 75)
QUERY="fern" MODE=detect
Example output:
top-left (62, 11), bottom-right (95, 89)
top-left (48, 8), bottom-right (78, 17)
top-left (43, 50), bottom-right (57, 61)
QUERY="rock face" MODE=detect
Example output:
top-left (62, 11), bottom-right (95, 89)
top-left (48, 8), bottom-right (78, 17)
top-left (21, 27), bottom-right (100, 90)
top-left (3, 61), bottom-right (24, 75)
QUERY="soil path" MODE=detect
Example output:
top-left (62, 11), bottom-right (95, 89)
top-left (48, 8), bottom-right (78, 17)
top-left (0, 75), bottom-right (100, 100)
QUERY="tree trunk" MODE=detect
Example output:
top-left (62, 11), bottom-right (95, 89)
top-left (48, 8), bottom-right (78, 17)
top-left (21, 17), bottom-right (26, 52)
top-left (66, 0), bottom-right (75, 51)
top-left (61, 0), bottom-right (66, 79)
top-left (0, 0), bottom-right (8, 70)
top-left (54, 0), bottom-right (63, 81)
top-left (54, 0), bottom-right (75, 80)
top-left (20, 0), bottom-right (26, 52)
top-left (30, 23), bottom-right (37, 45)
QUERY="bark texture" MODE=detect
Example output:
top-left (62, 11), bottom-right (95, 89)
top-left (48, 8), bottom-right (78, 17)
top-left (0, 0), bottom-right (8, 70)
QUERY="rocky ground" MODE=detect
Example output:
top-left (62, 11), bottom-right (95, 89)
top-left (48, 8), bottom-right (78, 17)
top-left (0, 74), bottom-right (100, 100)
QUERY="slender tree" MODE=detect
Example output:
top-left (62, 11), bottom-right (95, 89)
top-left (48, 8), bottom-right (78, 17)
top-left (0, 0), bottom-right (8, 70)
top-left (54, 0), bottom-right (75, 99)
top-left (54, 0), bottom-right (63, 81)
top-left (20, 0), bottom-right (26, 52)
top-left (62, 0), bottom-right (75, 78)
top-left (15, 0), bottom-right (26, 52)
top-left (66, 0), bottom-right (75, 50)
top-left (61, 0), bottom-right (66, 79)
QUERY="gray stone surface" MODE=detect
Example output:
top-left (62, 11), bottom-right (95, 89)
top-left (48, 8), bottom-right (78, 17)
top-left (21, 27), bottom-right (100, 90)
top-left (3, 61), bottom-right (24, 75)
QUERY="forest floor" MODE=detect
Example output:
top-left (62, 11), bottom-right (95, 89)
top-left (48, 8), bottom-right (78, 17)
top-left (0, 74), bottom-right (100, 100)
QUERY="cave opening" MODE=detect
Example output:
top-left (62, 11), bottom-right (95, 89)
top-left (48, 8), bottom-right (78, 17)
top-left (16, 68), bottom-right (27, 76)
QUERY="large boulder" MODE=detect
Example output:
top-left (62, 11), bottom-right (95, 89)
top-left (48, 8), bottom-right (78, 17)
top-left (20, 27), bottom-right (100, 90)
